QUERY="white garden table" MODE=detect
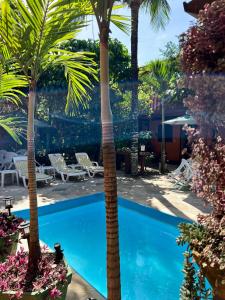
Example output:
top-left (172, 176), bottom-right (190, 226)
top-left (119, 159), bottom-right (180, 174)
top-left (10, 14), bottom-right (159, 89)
top-left (0, 169), bottom-right (19, 188)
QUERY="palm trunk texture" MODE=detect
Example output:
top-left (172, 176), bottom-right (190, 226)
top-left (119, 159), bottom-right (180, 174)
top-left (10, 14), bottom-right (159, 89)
top-left (100, 27), bottom-right (121, 300)
top-left (27, 80), bottom-right (41, 273)
top-left (130, 2), bottom-right (140, 176)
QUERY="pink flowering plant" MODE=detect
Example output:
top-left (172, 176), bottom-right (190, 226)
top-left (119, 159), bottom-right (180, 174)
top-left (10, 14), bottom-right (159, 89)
top-left (0, 212), bottom-right (24, 259)
top-left (0, 246), bottom-right (69, 299)
top-left (177, 1), bottom-right (225, 298)
top-left (177, 131), bottom-right (225, 299)
top-left (0, 212), bottom-right (23, 238)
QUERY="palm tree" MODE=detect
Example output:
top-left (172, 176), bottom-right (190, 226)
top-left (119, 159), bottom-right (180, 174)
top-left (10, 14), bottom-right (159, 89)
top-left (124, 0), bottom-right (170, 175)
top-left (89, 1), bottom-right (128, 299)
top-left (141, 59), bottom-right (173, 173)
top-left (0, 0), bottom-right (96, 275)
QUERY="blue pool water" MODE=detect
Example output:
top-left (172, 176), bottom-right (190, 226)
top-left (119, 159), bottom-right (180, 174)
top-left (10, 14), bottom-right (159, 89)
top-left (16, 193), bottom-right (187, 300)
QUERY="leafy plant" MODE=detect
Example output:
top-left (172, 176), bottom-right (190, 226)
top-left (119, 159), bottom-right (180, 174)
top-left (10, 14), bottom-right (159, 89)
top-left (0, 212), bottom-right (23, 238)
top-left (180, 0), bottom-right (225, 129)
top-left (0, 212), bottom-right (24, 260)
top-left (0, 247), bottom-right (68, 299)
top-left (178, 1), bottom-right (225, 298)
top-left (178, 250), bottom-right (211, 300)
top-left (0, 48), bottom-right (27, 144)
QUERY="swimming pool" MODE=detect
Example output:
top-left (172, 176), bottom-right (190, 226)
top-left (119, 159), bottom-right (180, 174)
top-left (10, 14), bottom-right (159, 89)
top-left (16, 193), bottom-right (187, 300)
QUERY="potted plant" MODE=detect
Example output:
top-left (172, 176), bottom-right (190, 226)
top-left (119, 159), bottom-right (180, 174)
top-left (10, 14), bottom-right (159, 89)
top-left (177, 1), bottom-right (225, 299)
top-left (0, 246), bottom-right (72, 300)
top-left (177, 134), bottom-right (225, 299)
top-left (0, 211), bottom-right (24, 261)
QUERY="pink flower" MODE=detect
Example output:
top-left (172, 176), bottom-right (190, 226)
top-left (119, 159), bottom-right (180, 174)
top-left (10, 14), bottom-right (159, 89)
top-left (15, 290), bottom-right (23, 299)
top-left (49, 287), bottom-right (62, 299)
top-left (0, 279), bottom-right (9, 291)
top-left (0, 251), bottom-right (67, 298)
top-left (42, 245), bottom-right (49, 252)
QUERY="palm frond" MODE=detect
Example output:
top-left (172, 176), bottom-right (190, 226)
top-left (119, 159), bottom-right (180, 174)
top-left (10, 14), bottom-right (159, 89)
top-left (0, 116), bottom-right (26, 144)
top-left (143, 0), bottom-right (170, 30)
top-left (0, 0), bottom-right (97, 114)
top-left (111, 5), bottom-right (130, 35)
top-left (0, 64), bottom-right (27, 105)
top-left (47, 49), bottom-right (98, 114)
top-left (0, 39), bottom-right (27, 142)
top-left (0, 0), bottom-right (90, 74)
top-left (141, 59), bottom-right (169, 78)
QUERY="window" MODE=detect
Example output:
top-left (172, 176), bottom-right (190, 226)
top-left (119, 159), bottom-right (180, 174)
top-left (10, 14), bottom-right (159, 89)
top-left (158, 124), bottom-right (173, 143)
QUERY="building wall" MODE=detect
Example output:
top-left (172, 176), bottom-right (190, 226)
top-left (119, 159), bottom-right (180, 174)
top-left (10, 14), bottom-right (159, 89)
top-left (150, 120), bottom-right (182, 162)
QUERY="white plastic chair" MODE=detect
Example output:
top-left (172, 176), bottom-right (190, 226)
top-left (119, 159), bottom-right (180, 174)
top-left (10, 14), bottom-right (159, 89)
top-left (48, 153), bottom-right (86, 182)
top-left (75, 152), bottom-right (104, 177)
top-left (13, 156), bottom-right (52, 188)
top-left (169, 159), bottom-right (193, 186)
top-left (16, 149), bottom-right (27, 155)
top-left (169, 159), bottom-right (189, 177)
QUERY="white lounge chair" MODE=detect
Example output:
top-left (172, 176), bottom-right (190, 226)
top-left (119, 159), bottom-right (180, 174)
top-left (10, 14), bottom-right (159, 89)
top-left (13, 156), bottom-right (52, 188)
top-left (75, 152), bottom-right (104, 178)
top-left (169, 159), bottom-right (189, 178)
top-left (48, 153), bottom-right (86, 182)
top-left (169, 158), bottom-right (193, 186)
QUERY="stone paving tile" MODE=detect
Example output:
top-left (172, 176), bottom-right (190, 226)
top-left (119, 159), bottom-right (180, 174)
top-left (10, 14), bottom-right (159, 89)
top-left (67, 272), bottom-right (105, 300)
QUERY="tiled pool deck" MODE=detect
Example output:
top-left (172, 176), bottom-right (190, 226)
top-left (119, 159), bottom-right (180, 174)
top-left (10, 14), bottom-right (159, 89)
top-left (0, 170), bottom-right (210, 299)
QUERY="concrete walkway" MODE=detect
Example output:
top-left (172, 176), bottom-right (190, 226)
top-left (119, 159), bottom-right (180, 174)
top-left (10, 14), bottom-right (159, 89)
top-left (0, 170), bottom-right (210, 299)
top-left (0, 170), bottom-right (209, 221)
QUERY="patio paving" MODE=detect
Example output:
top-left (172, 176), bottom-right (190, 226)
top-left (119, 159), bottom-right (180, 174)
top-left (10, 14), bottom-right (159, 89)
top-left (0, 169), bottom-right (209, 220)
top-left (0, 169), bottom-right (210, 299)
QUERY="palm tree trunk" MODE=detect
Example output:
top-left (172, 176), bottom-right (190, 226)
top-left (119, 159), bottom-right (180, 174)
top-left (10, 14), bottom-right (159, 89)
top-left (100, 27), bottom-right (121, 300)
top-left (27, 79), bottom-right (41, 273)
top-left (130, 1), bottom-right (140, 176)
top-left (160, 98), bottom-right (166, 173)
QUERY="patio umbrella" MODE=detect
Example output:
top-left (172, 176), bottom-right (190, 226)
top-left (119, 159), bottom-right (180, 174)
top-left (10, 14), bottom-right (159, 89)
top-left (163, 115), bottom-right (196, 125)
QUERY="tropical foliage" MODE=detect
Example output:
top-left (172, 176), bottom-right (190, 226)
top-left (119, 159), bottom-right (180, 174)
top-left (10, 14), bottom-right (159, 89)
top-left (0, 49), bottom-right (27, 143)
top-left (36, 38), bottom-right (131, 121)
top-left (140, 41), bottom-right (186, 106)
top-left (0, 0), bottom-right (96, 276)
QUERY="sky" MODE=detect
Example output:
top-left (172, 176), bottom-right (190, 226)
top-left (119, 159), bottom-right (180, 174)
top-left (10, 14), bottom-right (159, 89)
top-left (77, 0), bottom-right (195, 66)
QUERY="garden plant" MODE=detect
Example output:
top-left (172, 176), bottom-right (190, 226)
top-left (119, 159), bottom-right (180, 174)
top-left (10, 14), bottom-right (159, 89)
top-left (0, 211), bottom-right (23, 260)
top-left (177, 1), bottom-right (225, 299)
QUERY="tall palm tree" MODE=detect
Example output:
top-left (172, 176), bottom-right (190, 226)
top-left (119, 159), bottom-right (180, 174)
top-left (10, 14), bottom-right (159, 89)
top-left (141, 59), bottom-right (173, 173)
top-left (0, 0), bottom-right (96, 275)
top-left (124, 0), bottom-right (170, 175)
top-left (89, 1), bottom-right (127, 299)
